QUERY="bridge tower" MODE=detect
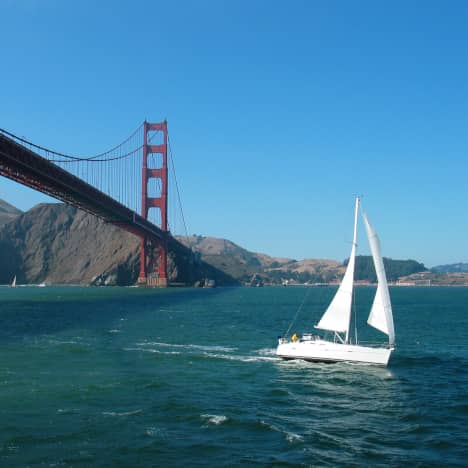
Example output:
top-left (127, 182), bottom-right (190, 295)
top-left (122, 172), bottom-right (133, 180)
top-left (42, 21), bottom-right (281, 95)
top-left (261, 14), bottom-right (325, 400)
top-left (138, 120), bottom-right (168, 287)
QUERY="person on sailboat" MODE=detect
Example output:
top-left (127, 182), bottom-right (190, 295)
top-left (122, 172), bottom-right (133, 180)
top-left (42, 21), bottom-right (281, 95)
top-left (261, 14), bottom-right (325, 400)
top-left (292, 332), bottom-right (299, 342)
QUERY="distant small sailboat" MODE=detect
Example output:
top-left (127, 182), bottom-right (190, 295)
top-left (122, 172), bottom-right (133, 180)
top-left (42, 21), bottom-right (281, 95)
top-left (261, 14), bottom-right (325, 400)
top-left (276, 197), bottom-right (395, 366)
top-left (10, 275), bottom-right (16, 288)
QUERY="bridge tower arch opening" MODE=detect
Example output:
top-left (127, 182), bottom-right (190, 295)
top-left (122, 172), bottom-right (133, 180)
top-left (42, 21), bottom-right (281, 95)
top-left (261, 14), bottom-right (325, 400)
top-left (138, 120), bottom-right (168, 287)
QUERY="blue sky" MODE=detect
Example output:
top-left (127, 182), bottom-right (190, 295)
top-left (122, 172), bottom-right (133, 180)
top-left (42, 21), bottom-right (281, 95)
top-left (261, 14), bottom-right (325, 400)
top-left (1, 0), bottom-right (467, 267)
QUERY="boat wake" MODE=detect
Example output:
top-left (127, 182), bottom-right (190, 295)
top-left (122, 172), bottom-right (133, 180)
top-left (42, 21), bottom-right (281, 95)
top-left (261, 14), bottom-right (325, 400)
top-left (136, 341), bottom-right (238, 353)
top-left (125, 341), bottom-right (280, 364)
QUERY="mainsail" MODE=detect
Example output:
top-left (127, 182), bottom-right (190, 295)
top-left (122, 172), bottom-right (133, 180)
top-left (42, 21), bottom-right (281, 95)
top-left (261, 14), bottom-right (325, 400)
top-left (362, 210), bottom-right (395, 346)
top-left (316, 198), bottom-right (359, 341)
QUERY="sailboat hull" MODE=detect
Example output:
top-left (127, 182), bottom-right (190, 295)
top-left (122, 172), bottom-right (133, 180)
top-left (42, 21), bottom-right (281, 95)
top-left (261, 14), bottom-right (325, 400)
top-left (276, 339), bottom-right (393, 366)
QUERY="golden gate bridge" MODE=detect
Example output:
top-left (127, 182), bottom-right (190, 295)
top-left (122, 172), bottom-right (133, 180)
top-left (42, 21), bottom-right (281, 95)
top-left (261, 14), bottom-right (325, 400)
top-left (0, 121), bottom-right (189, 287)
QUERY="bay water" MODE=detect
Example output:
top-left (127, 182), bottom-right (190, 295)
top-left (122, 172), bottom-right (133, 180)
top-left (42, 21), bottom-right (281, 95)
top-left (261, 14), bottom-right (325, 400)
top-left (0, 286), bottom-right (467, 466)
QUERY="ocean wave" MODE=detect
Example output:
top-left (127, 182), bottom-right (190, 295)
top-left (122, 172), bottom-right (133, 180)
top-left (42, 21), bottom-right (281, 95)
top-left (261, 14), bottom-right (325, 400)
top-left (47, 339), bottom-right (81, 345)
top-left (285, 431), bottom-right (304, 443)
top-left (4, 443), bottom-right (19, 453)
top-left (259, 420), bottom-right (303, 444)
top-left (102, 409), bottom-right (143, 417)
top-left (393, 352), bottom-right (468, 368)
top-left (201, 414), bottom-right (229, 426)
top-left (57, 408), bottom-right (80, 414)
top-left (145, 426), bottom-right (168, 438)
top-left (123, 347), bottom-right (182, 355)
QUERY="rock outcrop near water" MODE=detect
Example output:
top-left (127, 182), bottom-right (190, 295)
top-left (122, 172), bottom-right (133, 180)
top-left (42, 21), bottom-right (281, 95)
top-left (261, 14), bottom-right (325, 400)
top-left (0, 203), bottom-right (139, 285)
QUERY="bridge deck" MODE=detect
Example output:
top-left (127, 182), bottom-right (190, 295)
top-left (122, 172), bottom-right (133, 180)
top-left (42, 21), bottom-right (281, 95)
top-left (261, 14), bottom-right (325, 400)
top-left (0, 133), bottom-right (183, 249)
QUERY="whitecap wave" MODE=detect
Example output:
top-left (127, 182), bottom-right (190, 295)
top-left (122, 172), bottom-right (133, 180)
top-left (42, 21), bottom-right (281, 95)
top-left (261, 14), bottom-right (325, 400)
top-left (57, 408), bottom-right (79, 414)
top-left (102, 409), bottom-right (143, 417)
top-left (259, 420), bottom-right (304, 444)
top-left (201, 414), bottom-right (228, 425)
top-left (145, 426), bottom-right (167, 438)
top-left (285, 431), bottom-right (304, 443)
top-left (47, 339), bottom-right (81, 346)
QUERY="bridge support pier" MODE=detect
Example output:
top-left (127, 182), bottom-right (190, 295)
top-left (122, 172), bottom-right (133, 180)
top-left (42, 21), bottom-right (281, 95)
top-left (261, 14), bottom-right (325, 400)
top-left (137, 121), bottom-right (169, 287)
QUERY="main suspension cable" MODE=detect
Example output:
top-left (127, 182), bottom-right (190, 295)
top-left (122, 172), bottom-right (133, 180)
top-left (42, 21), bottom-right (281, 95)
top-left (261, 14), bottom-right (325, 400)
top-left (0, 123), bottom-right (144, 162)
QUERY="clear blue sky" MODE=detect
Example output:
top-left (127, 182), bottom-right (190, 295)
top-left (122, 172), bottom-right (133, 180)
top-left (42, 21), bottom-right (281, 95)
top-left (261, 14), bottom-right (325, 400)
top-left (1, 0), bottom-right (467, 267)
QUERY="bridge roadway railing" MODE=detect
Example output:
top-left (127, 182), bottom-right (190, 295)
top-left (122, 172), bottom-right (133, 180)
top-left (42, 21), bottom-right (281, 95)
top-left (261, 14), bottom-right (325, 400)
top-left (0, 132), bottom-right (187, 252)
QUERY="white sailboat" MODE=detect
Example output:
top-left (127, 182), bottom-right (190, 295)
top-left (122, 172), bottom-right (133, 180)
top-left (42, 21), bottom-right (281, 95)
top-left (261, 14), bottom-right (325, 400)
top-left (10, 275), bottom-right (16, 288)
top-left (276, 197), bottom-right (395, 366)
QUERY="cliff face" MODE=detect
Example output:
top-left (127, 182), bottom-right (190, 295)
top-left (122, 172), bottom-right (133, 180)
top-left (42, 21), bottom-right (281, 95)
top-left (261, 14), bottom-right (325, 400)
top-left (0, 203), bottom-right (140, 285)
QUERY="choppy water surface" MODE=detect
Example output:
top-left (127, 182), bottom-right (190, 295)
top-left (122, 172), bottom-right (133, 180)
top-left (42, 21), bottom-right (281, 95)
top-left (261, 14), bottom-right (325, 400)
top-left (0, 286), bottom-right (467, 466)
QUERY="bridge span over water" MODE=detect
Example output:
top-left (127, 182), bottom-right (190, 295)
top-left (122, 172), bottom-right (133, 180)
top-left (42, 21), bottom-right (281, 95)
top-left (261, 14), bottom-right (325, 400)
top-left (0, 121), bottom-right (188, 287)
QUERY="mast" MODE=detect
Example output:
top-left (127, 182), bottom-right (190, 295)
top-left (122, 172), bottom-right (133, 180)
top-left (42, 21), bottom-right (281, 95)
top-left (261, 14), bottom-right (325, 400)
top-left (315, 197), bottom-right (359, 341)
top-left (345, 196), bottom-right (359, 343)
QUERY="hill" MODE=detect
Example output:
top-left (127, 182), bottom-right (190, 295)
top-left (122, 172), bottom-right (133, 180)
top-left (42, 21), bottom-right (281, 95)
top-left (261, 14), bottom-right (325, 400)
top-left (180, 236), bottom-right (431, 285)
top-left (0, 202), bottom-right (237, 286)
top-left (397, 270), bottom-right (468, 286)
top-left (351, 255), bottom-right (427, 282)
top-left (177, 235), bottom-right (345, 285)
top-left (0, 199), bottom-right (22, 226)
top-left (0, 199), bottom-right (461, 287)
top-left (431, 263), bottom-right (468, 273)
top-left (176, 235), bottom-right (296, 284)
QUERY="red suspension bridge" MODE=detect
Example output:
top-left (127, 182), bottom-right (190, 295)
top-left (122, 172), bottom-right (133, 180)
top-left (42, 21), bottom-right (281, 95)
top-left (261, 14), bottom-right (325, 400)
top-left (0, 121), bottom-right (189, 287)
